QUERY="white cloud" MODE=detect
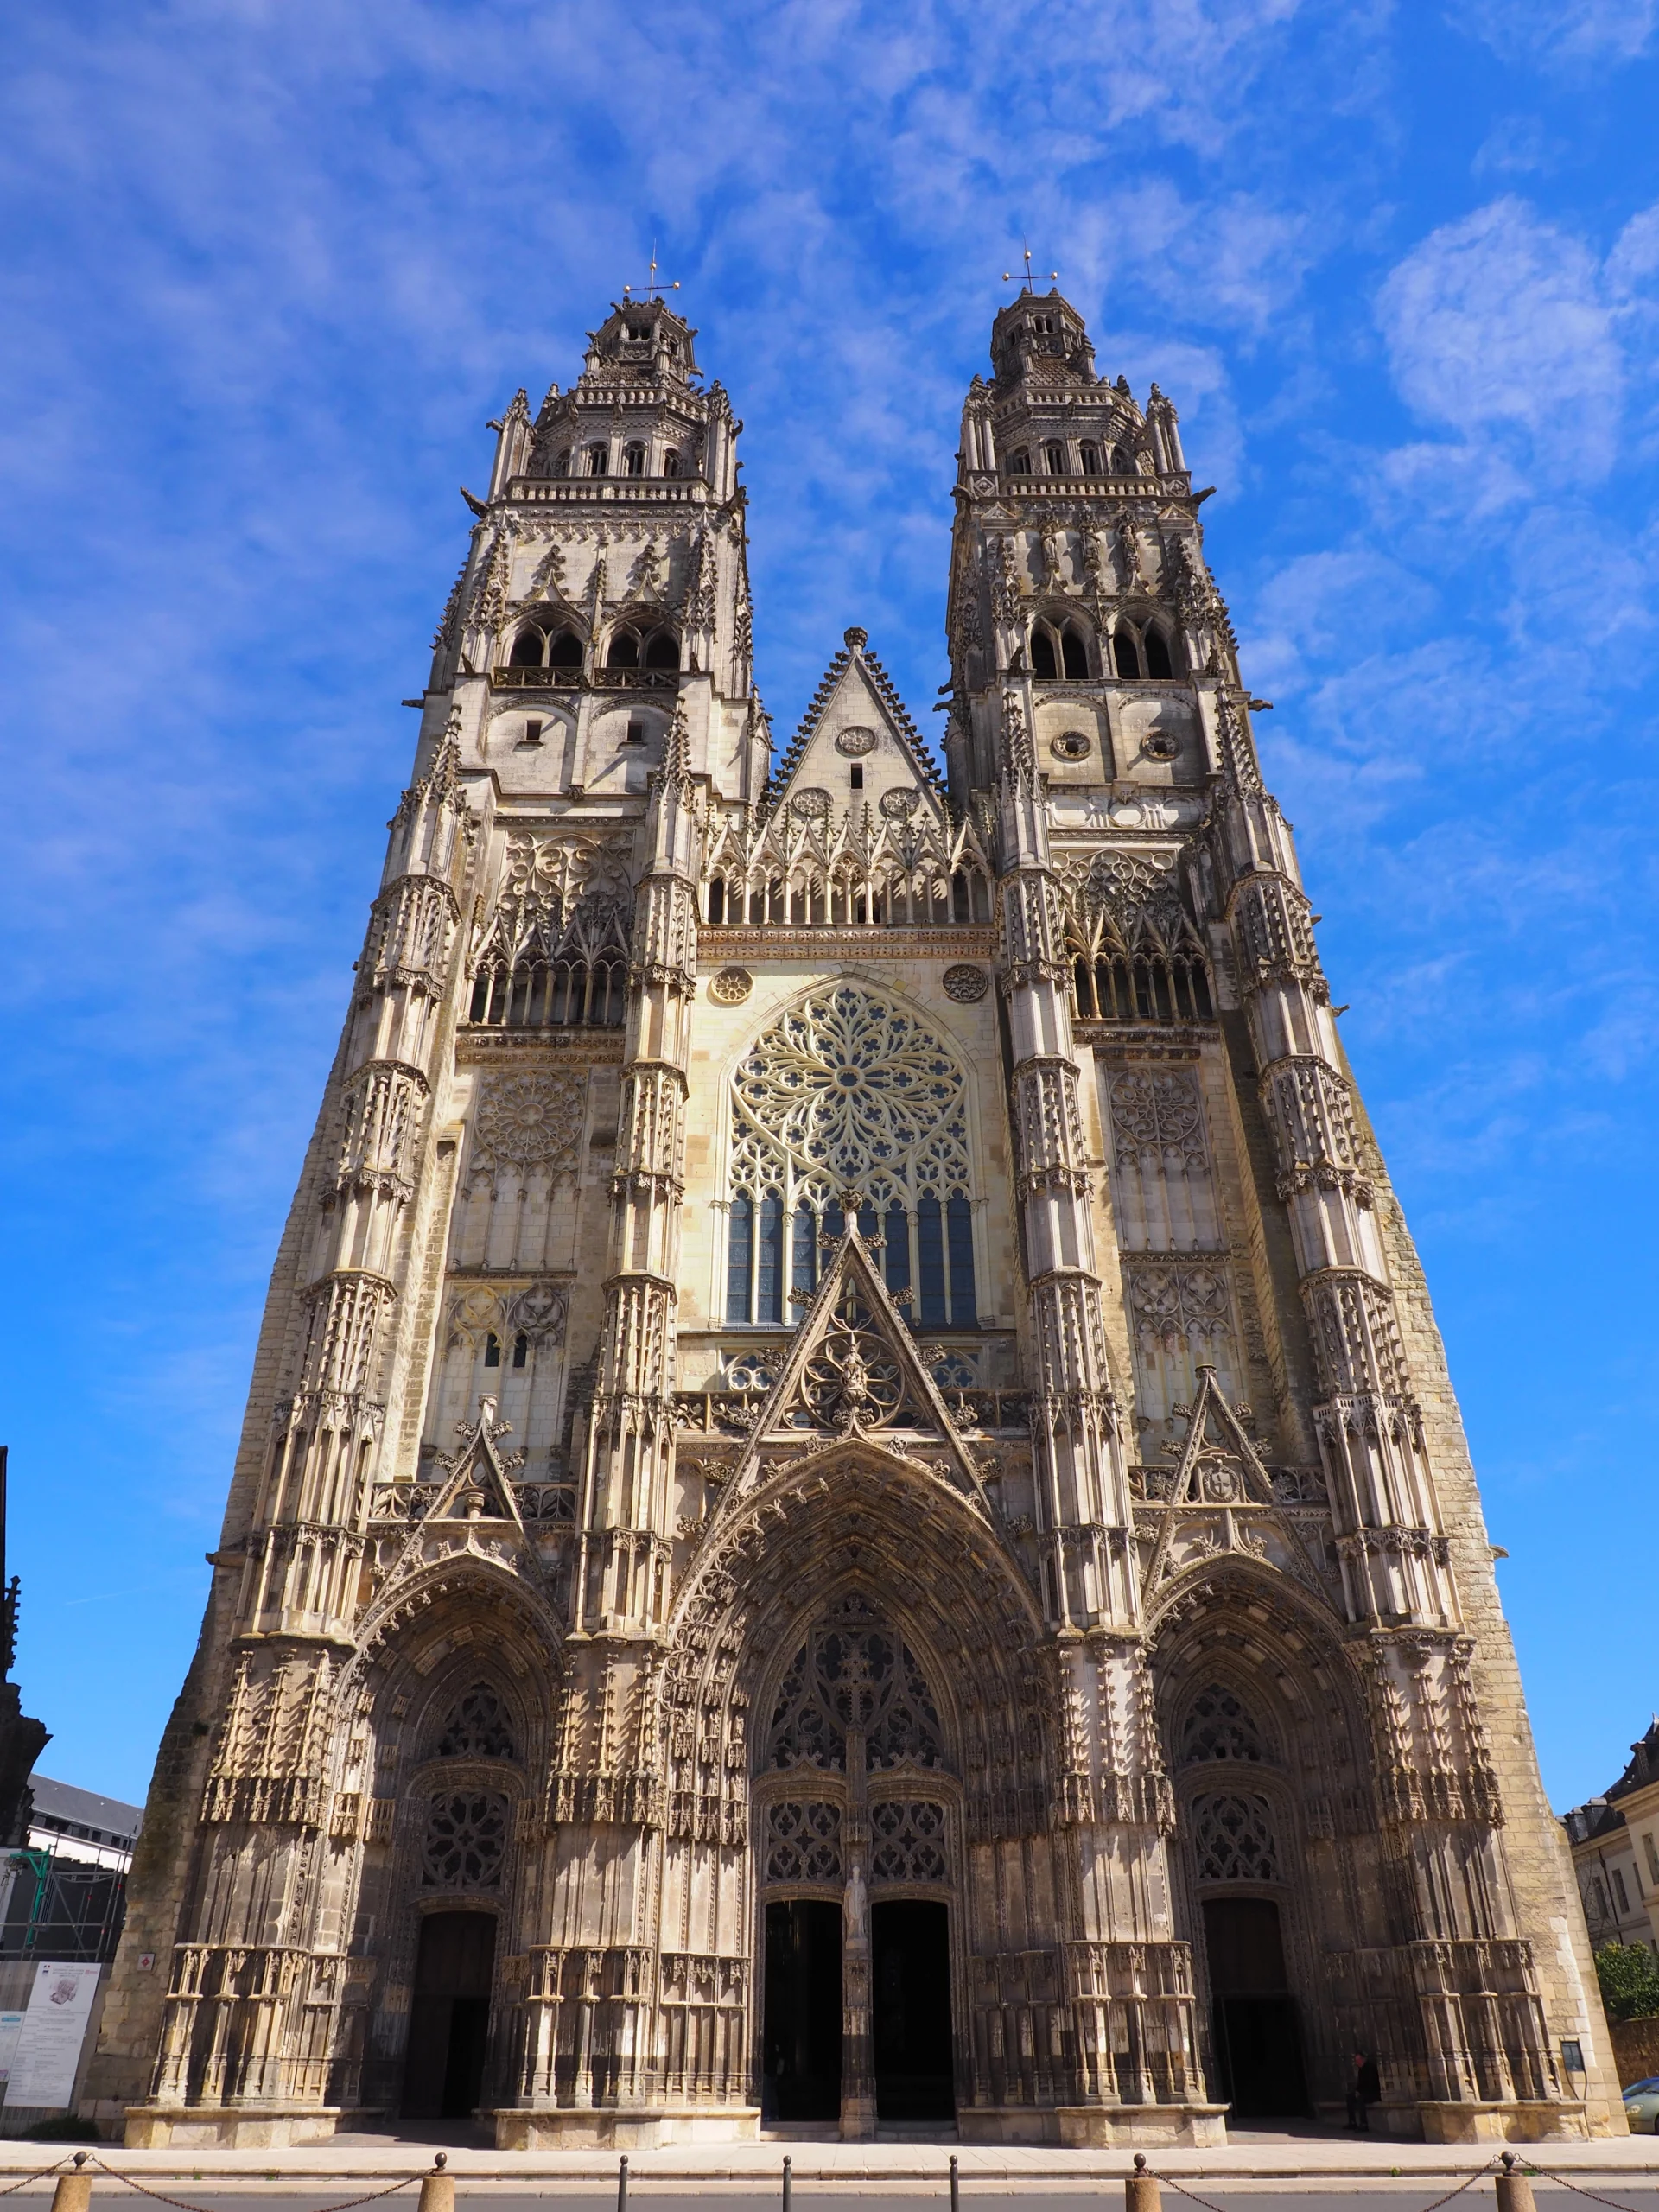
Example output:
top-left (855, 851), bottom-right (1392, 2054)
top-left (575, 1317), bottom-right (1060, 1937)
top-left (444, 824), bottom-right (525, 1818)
top-left (1376, 198), bottom-right (1623, 470)
top-left (1447, 0), bottom-right (1655, 62)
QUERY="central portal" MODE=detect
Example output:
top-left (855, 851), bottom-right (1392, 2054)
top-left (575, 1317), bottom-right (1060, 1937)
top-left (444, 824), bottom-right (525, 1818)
top-left (872, 1898), bottom-right (954, 2121)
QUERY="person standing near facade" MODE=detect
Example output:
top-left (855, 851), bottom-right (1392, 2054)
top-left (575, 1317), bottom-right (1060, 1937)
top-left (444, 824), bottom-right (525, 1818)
top-left (1346, 2050), bottom-right (1382, 2130)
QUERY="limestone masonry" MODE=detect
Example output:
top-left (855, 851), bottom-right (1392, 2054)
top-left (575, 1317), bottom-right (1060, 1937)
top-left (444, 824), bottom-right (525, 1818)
top-left (85, 291), bottom-right (1621, 2149)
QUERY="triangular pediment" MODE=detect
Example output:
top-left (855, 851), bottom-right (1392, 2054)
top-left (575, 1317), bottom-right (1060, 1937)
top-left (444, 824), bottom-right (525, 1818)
top-left (714, 1221), bottom-right (989, 1515)
top-left (425, 1395), bottom-right (530, 1525)
top-left (1139, 1367), bottom-right (1336, 1605)
top-left (367, 1398), bottom-right (565, 1623)
top-left (770, 629), bottom-right (945, 819)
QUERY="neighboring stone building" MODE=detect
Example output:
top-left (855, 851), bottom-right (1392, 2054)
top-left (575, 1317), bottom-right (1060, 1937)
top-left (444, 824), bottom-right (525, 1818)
top-left (86, 290), bottom-right (1620, 2147)
top-left (1563, 1722), bottom-right (1659, 1956)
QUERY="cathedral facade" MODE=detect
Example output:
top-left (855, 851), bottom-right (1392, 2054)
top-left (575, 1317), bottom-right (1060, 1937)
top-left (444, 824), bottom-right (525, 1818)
top-left (87, 293), bottom-right (1620, 2148)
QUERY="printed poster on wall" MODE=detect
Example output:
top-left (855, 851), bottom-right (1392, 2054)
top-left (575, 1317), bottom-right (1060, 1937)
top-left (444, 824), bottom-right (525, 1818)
top-left (3, 1963), bottom-right (101, 2108)
top-left (0, 2010), bottom-right (24, 2085)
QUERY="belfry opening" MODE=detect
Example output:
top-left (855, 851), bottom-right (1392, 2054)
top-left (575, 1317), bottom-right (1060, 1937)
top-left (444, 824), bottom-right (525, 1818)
top-left (89, 286), bottom-right (1621, 2150)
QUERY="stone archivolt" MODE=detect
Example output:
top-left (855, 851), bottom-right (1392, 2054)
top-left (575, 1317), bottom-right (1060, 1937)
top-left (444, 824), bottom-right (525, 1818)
top-left (92, 289), bottom-right (1616, 2154)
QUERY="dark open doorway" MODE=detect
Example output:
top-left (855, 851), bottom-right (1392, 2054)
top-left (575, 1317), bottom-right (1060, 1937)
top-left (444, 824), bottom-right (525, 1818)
top-left (872, 1898), bottom-right (954, 2121)
top-left (1203, 1895), bottom-right (1306, 2118)
top-left (764, 1898), bottom-right (843, 2120)
top-left (404, 1910), bottom-right (497, 2119)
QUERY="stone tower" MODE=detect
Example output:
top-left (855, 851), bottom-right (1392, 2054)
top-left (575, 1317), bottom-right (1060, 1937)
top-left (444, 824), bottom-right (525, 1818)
top-left (86, 290), bottom-right (1619, 2148)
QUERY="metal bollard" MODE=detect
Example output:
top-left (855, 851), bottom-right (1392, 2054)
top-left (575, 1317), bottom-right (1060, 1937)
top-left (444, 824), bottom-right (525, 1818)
top-left (1495, 2154), bottom-right (1536, 2212)
top-left (783, 2155), bottom-right (792, 2212)
top-left (49, 2152), bottom-right (92, 2212)
top-left (950, 2153), bottom-right (960, 2212)
top-left (416, 2152), bottom-right (453, 2212)
top-left (1126, 2152), bottom-right (1160, 2212)
top-left (618, 2153), bottom-right (630, 2212)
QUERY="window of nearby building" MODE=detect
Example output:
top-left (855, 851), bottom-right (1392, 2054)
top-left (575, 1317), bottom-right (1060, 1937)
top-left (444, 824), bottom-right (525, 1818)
top-left (1615, 1868), bottom-right (1630, 1913)
top-left (1645, 1834), bottom-right (1659, 1884)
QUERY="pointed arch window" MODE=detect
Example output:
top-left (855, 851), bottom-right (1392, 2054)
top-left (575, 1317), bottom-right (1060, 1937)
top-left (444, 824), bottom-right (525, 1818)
top-left (585, 442), bottom-right (608, 476)
top-left (644, 629), bottom-right (680, 670)
top-left (1031, 628), bottom-right (1058, 679)
top-left (548, 628), bottom-right (582, 669)
top-left (623, 442), bottom-right (647, 476)
top-left (1061, 624), bottom-right (1089, 678)
top-left (1180, 1684), bottom-right (1267, 1767)
top-left (1113, 629), bottom-right (1142, 678)
top-left (467, 868), bottom-right (632, 1032)
top-left (607, 628), bottom-right (640, 670)
top-left (435, 1685), bottom-right (516, 1761)
top-left (1144, 624), bottom-right (1174, 679)
top-left (509, 626), bottom-right (546, 667)
top-left (726, 986), bottom-right (976, 1330)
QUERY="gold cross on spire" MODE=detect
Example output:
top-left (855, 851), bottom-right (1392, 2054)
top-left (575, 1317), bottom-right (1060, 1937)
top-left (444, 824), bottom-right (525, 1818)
top-left (622, 244), bottom-right (680, 302)
top-left (1002, 243), bottom-right (1058, 293)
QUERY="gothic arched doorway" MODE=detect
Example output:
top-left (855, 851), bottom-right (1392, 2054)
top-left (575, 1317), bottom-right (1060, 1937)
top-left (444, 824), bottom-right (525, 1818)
top-left (1152, 1579), bottom-right (1375, 2124)
top-left (756, 1595), bottom-right (960, 2131)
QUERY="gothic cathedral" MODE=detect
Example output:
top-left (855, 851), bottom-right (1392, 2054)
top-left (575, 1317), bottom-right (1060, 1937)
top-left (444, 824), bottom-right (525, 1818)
top-left (88, 292), bottom-right (1620, 2147)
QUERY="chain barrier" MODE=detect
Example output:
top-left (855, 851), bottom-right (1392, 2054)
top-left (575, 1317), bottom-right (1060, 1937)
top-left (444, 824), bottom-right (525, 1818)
top-left (1126, 2152), bottom-right (1509, 2212)
top-left (84, 2155), bottom-right (428, 2212)
top-left (1505, 2157), bottom-right (1659, 2212)
top-left (1113, 2150), bottom-right (1659, 2212)
top-left (0, 2161), bottom-right (79, 2199)
top-left (0, 2139), bottom-right (1647, 2212)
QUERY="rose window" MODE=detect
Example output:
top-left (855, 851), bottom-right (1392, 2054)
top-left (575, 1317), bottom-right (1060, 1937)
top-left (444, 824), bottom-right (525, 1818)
top-left (421, 1791), bottom-right (508, 1888)
top-left (726, 987), bottom-right (976, 1331)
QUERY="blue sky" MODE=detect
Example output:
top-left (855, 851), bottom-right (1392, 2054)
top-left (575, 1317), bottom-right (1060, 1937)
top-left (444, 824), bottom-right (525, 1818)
top-left (1, 0), bottom-right (1656, 1812)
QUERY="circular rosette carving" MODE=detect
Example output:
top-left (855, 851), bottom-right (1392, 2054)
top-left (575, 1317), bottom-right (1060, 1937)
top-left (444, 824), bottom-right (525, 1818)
top-left (835, 725), bottom-right (877, 756)
top-left (942, 963), bottom-right (988, 1003)
top-left (800, 1321), bottom-right (906, 1432)
top-left (421, 1790), bottom-right (507, 1889)
top-left (1051, 729), bottom-right (1091, 760)
top-left (709, 966), bottom-right (753, 1005)
top-left (734, 986), bottom-right (966, 1185)
top-left (473, 1071), bottom-right (585, 1172)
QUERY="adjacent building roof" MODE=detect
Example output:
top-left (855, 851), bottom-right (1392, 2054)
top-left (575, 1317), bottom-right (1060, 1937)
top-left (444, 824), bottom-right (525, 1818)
top-left (1562, 1718), bottom-right (1659, 1844)
top-left (29, 1774), bottom-right (143, 1854)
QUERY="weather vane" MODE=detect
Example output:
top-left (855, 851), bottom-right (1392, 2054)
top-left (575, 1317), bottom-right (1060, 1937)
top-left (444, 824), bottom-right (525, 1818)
top-left (623, 245), bottom-right (679, 302)
top-left (1002, 244), bottom-right (1058, 293)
